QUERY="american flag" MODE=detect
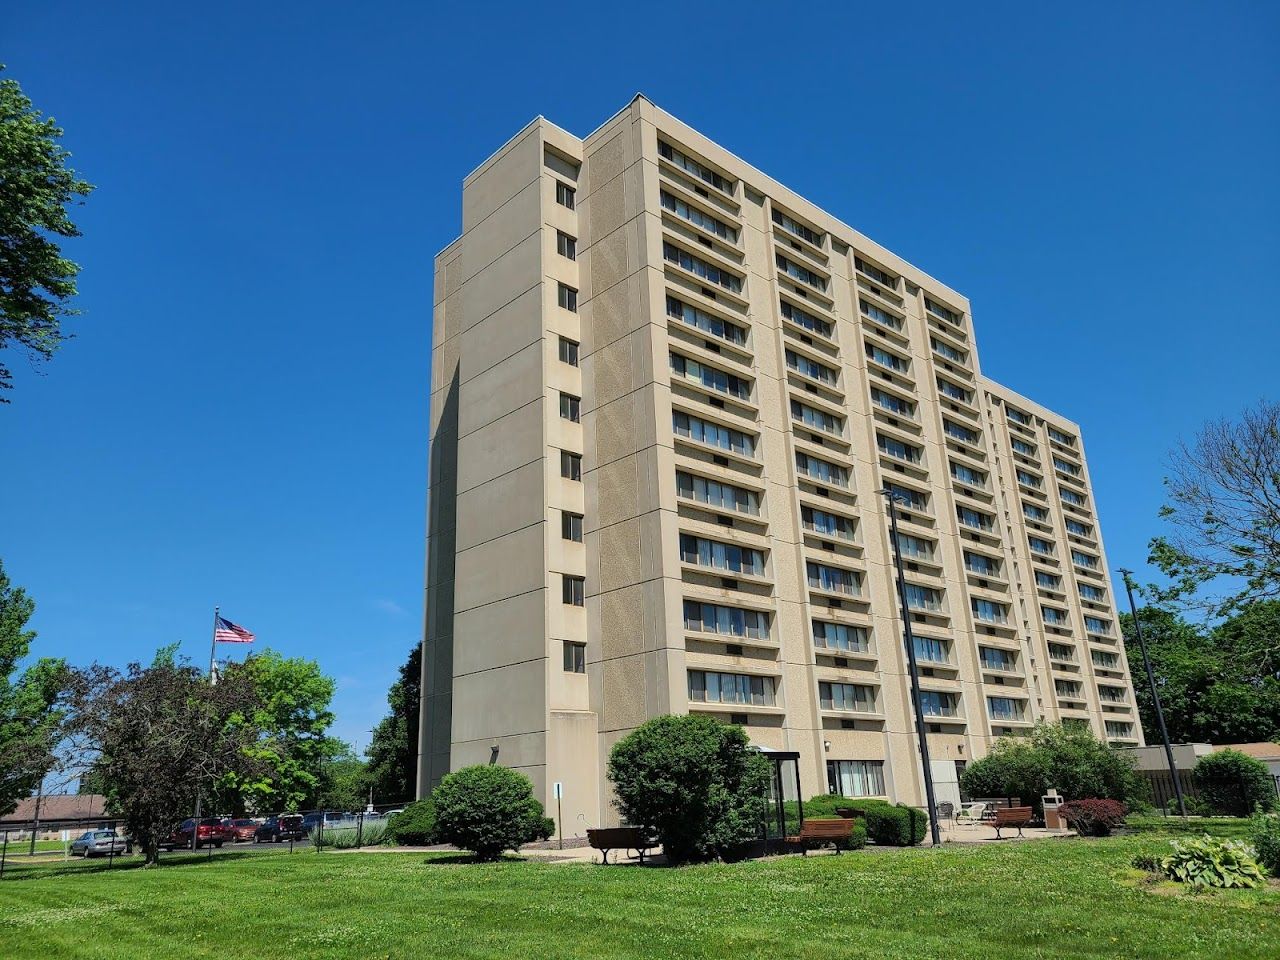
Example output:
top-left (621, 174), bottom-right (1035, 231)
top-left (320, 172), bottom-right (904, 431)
top-left (214, 616), bottom-right (255, 644)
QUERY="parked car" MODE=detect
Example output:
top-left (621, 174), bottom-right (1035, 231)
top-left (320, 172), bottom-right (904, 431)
top-left (223, 818), bottom-right (258, 842)
top-left (159, 817), bottom-right (228, 850)
top-left (254, 814), bottom-right (306, 843)
top-left (69, 829), bottom-right (131, 858)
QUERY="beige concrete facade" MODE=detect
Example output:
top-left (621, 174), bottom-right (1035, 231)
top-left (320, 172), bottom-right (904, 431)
top-left (419, 96), bottom-right (1143, 836)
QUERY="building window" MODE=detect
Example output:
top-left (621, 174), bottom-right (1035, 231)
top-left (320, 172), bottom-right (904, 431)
top-left (860, 298), bottom-right (904, 331)
top-left (919, 691), bottom-right (960, 717)
top-left (776, 253), bottom-right (827, 292)
top-left (660, 190), bottom-right (737, 241)
top-left (671, 352), bottom-right (751, 400)
top-left (658, 140), bottom-right (734, 193)
top-left (558, 337), bottom-right (579, 366)
top-left (795, 451), bottom-right (849, 487)
top-left (785, 349), bottom-right (838, 386)
top-left (871, 387), bottom-right (913, 417)
top-left (560, 450), bottom-right (582, 481)
top-left (773, 208), bottom-right (824, 246)
top-left (562, 640), bottom-right (586, 673)
top-left (987, 696), bottom-right (1024, 721)
top-left (802, 505), bottom-right (856, 540)
top-left (827, 759), bottom-right (886, 798)
top-left (1035, 571), bottom-right (1061, 590)
top-left (806, 562), bottom-right (860, 596)
top-left (676, 471), bottom-right (759, 515)
top-left (925, 297), bottom-right (963, 325)
top-left (905, 583), bottom-right (943, 612)
top-left (812, 620), bottom-right (868, 653)
top-left (673, 410), bottom-right (755, 458)
top-left (561, 575), bottom-right (585, 606)
top-left (688, 670), bottom-right (775, 706)
top-left (555, 181), bottom-right (576, 209)
top-left (792, 399), bottom-right (843, 436)
top-left (683, 600), bottom-right (769, 640)
top-left (663, 241), bottom-right (743, 292)
top-left (780, 299), bottom-right (832, 338)
top-left (964, 551), bottom-right (997, 576)
top-left (559, 392), bottom-right (580, 422)
top-left (866, 343), bottom-right (909, 373)
top-left (667, 295), bottom-right (747, 345)
top-left (561, 511), bottom-right (583, 542)
top-left (556, 231), bottom-right (577, 261)
top-left (680, 533), bottom-right (765, 576)
top-left (913, 635), bottom-right (949, 663)
top-left (980, 647), bottom-right (1016, 671)
top-left (819, 681), bottom-right (876, 712)
top-left (972, 598), bottom-right (1007, 624)
top-left (557, 283), bottom-right (578, 312)
top-left (937, 378), bottom-right (971, 403)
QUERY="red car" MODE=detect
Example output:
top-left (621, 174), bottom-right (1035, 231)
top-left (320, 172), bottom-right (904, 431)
top-left (223, 818), bottom-right (258, 842)
top-left (159, 817), bottom-right (230, 850)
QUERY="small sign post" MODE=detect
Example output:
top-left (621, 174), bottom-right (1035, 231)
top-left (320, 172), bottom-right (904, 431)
top-left (553, 782), bottom-right (564, 850)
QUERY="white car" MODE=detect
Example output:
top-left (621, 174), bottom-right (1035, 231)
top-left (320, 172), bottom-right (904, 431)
top-left (69, 829), bottom-right (131, 857)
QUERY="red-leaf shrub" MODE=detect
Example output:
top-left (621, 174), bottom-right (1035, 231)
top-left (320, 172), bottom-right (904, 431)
top-left (1061, 798), bottom-right (1128, 837)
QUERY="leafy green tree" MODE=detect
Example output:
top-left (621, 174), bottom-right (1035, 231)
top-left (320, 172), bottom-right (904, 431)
top-left (1148, 399), bottom-right (1280, 615)
top-left (1121, 604), bottom-right (1280, 744)
top-left (0, 66), bottom-right (93, 399)
top-left (0, 560), bottom-right (67, 815)
top-left (365, 643), bottom-right (420, 805)
top-left (314, 738), bottom-right (369, 812)
top-left (430, 765), bottom-right (552, 860)
top-left (1192, 749), bottom-right (1277, 817)
top-left (607, 714), bottom-right (772, 864)
top-left (219, 650), bottom-right (335, 813)
top-left (65, 658), bottom-right (264, 864)
top-left (960, 722), bottom-right (1146, 813)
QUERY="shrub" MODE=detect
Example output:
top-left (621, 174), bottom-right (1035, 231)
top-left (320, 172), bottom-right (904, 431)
top-left (788, 796), bottom-right (867, 850)
top-left (386, 799), bottom-right (436, 846)
top-left (864, 803), bottom-right (927, 846)
top-left (431, 765), bottom-right (553, 860)
top-left (323, 821), bottom-right (387, 849)
top-left (1191, 750), bottom-right (1276, 817)
top-left (1060, 798), bottom-right (1128, 836)
top-left (959, 722), bottom-right (1146, 813)
top-left (607, 714), bottom-right (771, 864)
top-left (1251, 811), bottom-right (1280, 874)
top-left (1160, 836), bottom-right (1267, 889)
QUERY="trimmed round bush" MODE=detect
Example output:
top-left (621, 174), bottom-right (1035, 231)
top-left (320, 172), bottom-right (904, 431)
top-left (1060, 798), bottom-right (1127, 836)
top-left (1192, 749), bottom-right (1276, 818)
top-left (431, 765), bottom-right (553, 860)
top-left (607, 714), bottom-right (771, 864)
top-left (387, 799), bottom-right (436, 846)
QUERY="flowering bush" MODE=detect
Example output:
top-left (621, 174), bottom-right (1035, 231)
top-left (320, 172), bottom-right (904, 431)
top-left (1159, 836), bottom-right (1267, 889)
top-left (1060, 798), bottom-right (1127, 836)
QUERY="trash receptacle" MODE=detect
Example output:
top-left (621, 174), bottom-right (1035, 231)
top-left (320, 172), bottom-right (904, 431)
top-left (1042, 790), bottom-right (1064, 830)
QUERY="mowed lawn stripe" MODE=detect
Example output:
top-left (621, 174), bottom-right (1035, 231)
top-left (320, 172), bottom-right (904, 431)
top-left (0, 838), bottom-right (1275, 959)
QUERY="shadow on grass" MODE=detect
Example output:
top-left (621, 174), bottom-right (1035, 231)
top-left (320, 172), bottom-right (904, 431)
top-left (418, 852), bottom-right (532, 866)
top-left (0, 848), bottom-right (304, 881)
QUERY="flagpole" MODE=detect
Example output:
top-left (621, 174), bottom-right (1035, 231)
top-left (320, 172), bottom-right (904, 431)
top-left (209, 605), bottom-right (219, 684)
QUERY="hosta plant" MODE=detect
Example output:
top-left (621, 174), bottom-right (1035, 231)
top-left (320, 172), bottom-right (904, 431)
top-left (1160, 836), bottom-right (1267, 889)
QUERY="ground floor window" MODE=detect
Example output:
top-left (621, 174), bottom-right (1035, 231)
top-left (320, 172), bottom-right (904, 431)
top-left (827, 759), bottom-right (886, 798)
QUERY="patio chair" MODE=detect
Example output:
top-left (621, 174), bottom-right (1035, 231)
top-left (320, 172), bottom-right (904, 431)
top-left (955, 802), bottom-right (986, 826)
top-left (936, 801), bottom-right (955, 824)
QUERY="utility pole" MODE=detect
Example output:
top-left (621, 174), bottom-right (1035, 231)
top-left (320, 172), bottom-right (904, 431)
top-left (1119, 569), bottom-right (1187, 817)
top-left (880, 489), bottom-right (942, 846)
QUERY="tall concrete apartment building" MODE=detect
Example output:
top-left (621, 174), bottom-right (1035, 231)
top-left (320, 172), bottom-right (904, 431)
top-left (420, 96), bottom-right (1143, 831)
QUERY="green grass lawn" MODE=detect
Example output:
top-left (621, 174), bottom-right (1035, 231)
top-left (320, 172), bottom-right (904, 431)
top-left (0, 838), bottom-right (1275, 959)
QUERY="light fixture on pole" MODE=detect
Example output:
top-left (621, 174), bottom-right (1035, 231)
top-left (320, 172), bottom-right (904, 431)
top-left (879, 488), bottom-right (943, 846)
top-left (1118, 569), bottom-right (1187, 817)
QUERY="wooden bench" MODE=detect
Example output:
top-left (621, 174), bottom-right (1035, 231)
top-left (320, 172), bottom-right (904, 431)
top-left (785, 818), bottom-right (855, 855)
top-left (993, 806), bottom-right (1034, 839)
top-left (586, 827), bottom-right (657, 864)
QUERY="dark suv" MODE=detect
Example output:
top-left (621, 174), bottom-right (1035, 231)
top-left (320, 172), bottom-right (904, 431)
top-left (255, 814), bottom-right (306, 843)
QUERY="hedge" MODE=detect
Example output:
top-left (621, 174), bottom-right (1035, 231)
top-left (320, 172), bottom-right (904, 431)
top-left (802, 796), bottom-right (926, 846)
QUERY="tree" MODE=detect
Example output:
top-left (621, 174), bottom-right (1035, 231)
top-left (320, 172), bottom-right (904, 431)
top-left (218, 650), bottom-right (335, 813)
top-left (314, 738), bottom-right (368, 812)
top-left (65, 658), bottom-right (265, 864)
top-left (1121, 604), bottom-right (1280, 744)
top-left (0, 66), bottom-right (93, 399)
top-left (607, 714), bottom-right (772, 864)
top-left (365, 644), bottom-right (420, 805)
top-left (1149, 399), bottom-right (1280, 616)
top-left (0, 560), bottom-right (67, 814)
top-left (430, 765), bottom-right (552, 860)
top-left (960, 722), bottom-right (1146, 813)
top-left (1192, 749), bottom-right (1277, 817)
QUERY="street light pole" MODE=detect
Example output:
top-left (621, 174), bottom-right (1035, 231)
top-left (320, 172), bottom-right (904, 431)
top-left (1119, 569), bottom-right (1187, 817)
top-left (879, 489), bottom-right (942, 846)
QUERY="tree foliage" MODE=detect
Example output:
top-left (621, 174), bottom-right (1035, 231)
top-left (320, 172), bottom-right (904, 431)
top-left (430, 765), bottom-right (552, 860)
top-left (365, 643), bottom-right (420, 805)
top-left (0, 65), bottom-right (93, 399)
top-left (314, 737), bottom-right (368, 812)
top-left (65, 658), bottom-right (265, 864)
top-left (607, 714), bottom-right (772, 864)
top-left (959, 722), bottom-right (1146, 813)
top-left (1149, 399), bottom-right (1280, 615)
top-left (217, 650), bottom-right (335, 813)
top-left (0, 560), bottom-right (67, 815)
top-left (1192, 749), bottom-right (1277, 817)
top-left (1121, 603), bottom-right (1280, 744)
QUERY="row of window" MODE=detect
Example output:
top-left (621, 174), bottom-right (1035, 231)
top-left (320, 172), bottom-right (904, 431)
top-left (679, 533), bottom-right (766, 577)
top-left (667, 295), bottom-right (747, 345)
top-left (673, 410), bottom-right (755, 457)
top-left (663, 242), bottom-right (743, 292)
top-left (676, 470), bottom-right (759, 515)
top-left (671, 352), bottom-right (752, 400)
top-left (776, 253), bottom-right (828, 291)
top-left (660, 190), bottom-right (737, 241)
top-left (781, 299), bottom-right (833, 338)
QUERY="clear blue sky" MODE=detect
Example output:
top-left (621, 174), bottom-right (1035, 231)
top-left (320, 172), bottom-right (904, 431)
top-left (3, 1), bottom-right (1277, 750)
